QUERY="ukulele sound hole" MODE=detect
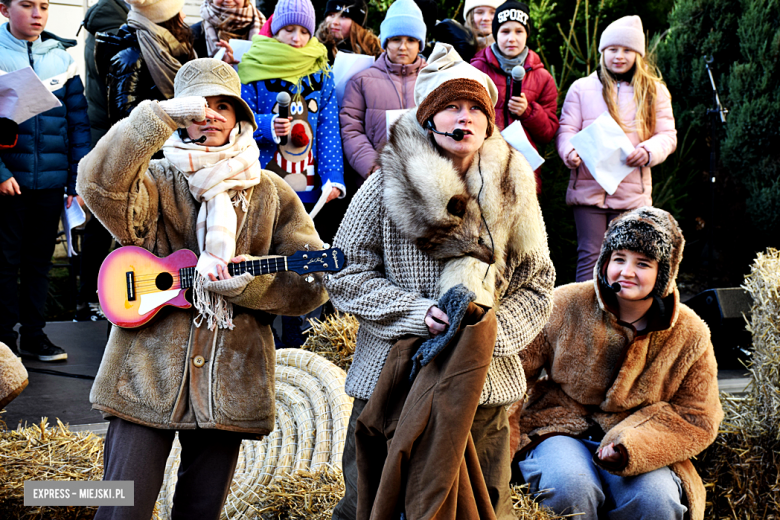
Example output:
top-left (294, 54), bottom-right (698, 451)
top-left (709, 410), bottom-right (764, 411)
top-left (156, 272), bottom-right (174, 291)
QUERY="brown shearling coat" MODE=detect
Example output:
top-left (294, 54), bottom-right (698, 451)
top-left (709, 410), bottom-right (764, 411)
top-left (508, 281), bottom-right (723, 520)
top-left (77, 100), bottom-right (328, 436)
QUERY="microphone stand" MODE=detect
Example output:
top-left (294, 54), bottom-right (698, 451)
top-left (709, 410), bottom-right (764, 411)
top-left (703, 56), bottom-right (727, 285)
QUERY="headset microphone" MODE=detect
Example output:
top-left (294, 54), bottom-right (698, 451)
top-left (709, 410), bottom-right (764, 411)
top-left (600, 272), bottom-right (622, 293)
top-left (178, 128), bottom-right (207, 144)
top-left (425, 120), bottom-right (465, 141)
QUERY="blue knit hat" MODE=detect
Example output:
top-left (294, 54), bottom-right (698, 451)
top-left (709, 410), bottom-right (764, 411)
top-left (271, 0), bottom-right (316, 37)
top-left (379, 0), bottom-right (427, 50)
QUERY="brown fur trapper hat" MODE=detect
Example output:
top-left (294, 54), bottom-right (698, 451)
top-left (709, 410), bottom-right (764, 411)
top-left (595, 206), bottom-right (684, 298)
top-left (416, 78), bottom-right (496, 137)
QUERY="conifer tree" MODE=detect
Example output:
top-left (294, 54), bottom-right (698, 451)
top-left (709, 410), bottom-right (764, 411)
top-left (721, 0), bottom-right (780, 233)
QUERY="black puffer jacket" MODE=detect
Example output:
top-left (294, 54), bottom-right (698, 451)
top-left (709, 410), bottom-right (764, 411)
top-left (82, 0), bottom-right (129, 145)
top-left (95, 25), bottom-right (167, 125)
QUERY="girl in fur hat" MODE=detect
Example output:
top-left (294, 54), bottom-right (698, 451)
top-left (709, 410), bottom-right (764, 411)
top-left (509, 206), bottom-right (723, 520)
top-left (77, 58), bottom-right (327, 520)
top-left (326, 42), bottom-right (554, 520)
top-left (556, 15), bottom-right (677, 282)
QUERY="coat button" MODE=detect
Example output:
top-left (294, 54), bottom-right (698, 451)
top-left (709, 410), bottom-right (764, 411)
top-left (193, 355), bottom-right (205, 367)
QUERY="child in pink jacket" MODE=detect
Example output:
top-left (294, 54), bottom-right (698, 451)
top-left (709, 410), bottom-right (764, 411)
top-left (556, 15), bottom-right (676, 282)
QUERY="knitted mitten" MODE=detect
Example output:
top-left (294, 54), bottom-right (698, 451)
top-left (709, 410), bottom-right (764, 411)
top-left (0, 342), bottom-right (28, 409)
top-left (409, 284), bottom-right (476, 380)
top-left (203, 272), bottom-right (254, 298)
top-left (158, 96), bottom-right (208, 128)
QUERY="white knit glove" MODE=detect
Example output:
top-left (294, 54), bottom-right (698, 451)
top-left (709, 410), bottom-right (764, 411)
top-left (203, 272), bottom-right (254, 298)
top-left (158, 96), bottom-right (208, 129)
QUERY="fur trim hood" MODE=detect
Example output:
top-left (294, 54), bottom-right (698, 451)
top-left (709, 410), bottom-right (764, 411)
top-left (380, 108), bottom-right (546, 306)
top-left (595, 206), bottom-right (684, 300)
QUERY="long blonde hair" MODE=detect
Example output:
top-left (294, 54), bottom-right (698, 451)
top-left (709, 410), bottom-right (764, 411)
top-left (599, 52), bottom-right (666, 141)
top-left (464, 8), bottom-right (494, 50)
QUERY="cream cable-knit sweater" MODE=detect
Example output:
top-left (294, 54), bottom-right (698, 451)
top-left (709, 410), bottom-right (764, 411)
top-left (326, 171), bottom-right (555, 406)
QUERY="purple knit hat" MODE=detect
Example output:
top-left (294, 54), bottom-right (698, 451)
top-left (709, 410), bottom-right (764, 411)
top-left (270, 0), bottom-right (316, 36)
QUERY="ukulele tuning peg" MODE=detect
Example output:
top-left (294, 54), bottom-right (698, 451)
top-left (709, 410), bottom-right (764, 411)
top-left (322, 243), bottom-right (330, 250)
top-left (305, 275), bottom-right (315, 284)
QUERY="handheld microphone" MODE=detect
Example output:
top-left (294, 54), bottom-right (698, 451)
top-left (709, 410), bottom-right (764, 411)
top-left (178, 128), bottom-right (207, 144)
top-left (511, 65), bottom-right (526, 98)
top-left (425, 120), bottom-right (464, 141)
top-left (276, 92), bottom-right (291, 146)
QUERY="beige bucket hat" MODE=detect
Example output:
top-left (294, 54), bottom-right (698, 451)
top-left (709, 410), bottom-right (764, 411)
top-left (174, 58), bottom-right (257, 131)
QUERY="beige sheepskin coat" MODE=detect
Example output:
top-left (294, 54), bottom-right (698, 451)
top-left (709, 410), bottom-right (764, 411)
top-left (509, 279), bottom-right (723, 520)
top-left (77, 100), bottom-right (328, 436)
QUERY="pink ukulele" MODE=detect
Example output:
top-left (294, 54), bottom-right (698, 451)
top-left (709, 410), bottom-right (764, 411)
top-left (97, 245), bottom-right (345, 328)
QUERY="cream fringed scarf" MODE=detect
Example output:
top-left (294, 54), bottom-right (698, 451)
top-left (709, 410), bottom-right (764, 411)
top-left (163, 123), bottom-right (261, 330)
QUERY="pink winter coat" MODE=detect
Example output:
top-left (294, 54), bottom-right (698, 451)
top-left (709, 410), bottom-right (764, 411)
top-left (557, 71), bottom-right (676, 209)
top-left (471, 47), bottom-right (559, 192)
top-left (339, 52), bottom-right (425, 184)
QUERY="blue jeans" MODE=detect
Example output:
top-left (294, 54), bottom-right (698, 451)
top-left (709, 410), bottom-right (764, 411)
top-left (518, 436), bottom-right (687, 520)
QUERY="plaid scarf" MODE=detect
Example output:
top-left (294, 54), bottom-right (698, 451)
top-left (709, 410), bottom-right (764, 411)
top-left (200, 0), bottom-right (266, 57)
top-left (163, 123), bottom-right (261, 329)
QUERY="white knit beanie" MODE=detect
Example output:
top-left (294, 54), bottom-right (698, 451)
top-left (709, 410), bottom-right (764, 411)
top-left (126, 0), bottom-right (185, 23)
top-left (598, 15), bottom-right (645, 57)
top-left (463, 0), bottom-right (504, 21)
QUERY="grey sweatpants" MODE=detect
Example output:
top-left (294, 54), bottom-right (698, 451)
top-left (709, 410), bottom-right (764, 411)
top-left (95, 416), bottom-right (243, 520)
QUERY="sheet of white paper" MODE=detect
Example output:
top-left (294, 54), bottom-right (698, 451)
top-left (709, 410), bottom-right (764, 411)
top-left (569, 111), bottom-right (636, 195)
top-left (62, 197), bottom-right (86, 257)
top-left (332, 53), bottom-right (374, 107)
top-left (228, 39), bottom-right (253, 63)
top-left (386, 109), bottom-right (411, 139)
top-left (308, 180), bottom-right (333, 219)
top-left (0, 67), bottom-right (62, 124)
top-left (212, 47), bottom-right (226, 62)
top-left (501, 121), bottom-right (545, 170)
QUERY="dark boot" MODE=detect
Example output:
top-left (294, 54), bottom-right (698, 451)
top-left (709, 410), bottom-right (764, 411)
top-left (19, 334), bottom-right (67, 362)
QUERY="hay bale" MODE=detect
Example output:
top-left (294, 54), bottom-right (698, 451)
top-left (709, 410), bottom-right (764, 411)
top-left (695, 248), bottom-right (780, 518)
top-left (0, 417), bottom-right (102, 520)
top-left (301, 312), bottom-right (358, 372)
top-left (245, 467), bottom-right (345, 520)
top-left (511, 484), bottom-right (580, 519)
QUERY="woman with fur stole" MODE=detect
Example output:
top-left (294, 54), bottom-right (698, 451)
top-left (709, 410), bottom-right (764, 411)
top-left (509, 206), bottom-right (723, 520)
top-left (77, 59), bottom-right (327, 520)
top-left (326, 43), bottom-right (554, 520)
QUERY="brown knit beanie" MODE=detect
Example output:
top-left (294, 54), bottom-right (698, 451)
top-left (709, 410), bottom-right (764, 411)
top-left (416, 78), bottom-right (496, 137)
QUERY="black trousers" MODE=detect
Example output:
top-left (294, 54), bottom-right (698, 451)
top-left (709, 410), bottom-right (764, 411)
top-left (0, 189), bottom-right (62, 341)
top-left (95, 417), bottom-right (243, 520)
top-left (77, 215), bottom-right (113, 305)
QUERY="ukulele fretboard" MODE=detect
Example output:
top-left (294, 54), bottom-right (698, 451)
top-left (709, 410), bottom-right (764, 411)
top-left (177, 257), bottom-right (289, 288)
